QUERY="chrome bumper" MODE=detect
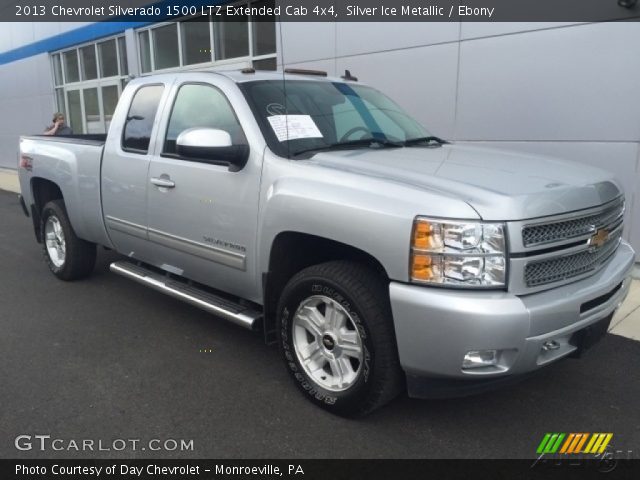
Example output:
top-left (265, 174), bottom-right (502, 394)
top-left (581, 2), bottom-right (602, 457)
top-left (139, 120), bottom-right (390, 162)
top-left (390, 241), bottom-right (635, 394)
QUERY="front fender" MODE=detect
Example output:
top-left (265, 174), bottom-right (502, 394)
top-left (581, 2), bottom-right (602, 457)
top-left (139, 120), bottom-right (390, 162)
top-left (257, 155), bottom-right (480, 281)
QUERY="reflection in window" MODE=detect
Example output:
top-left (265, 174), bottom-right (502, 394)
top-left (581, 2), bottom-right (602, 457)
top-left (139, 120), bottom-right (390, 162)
top-left (80, 45), bottom-right (98, 80)
top-left (98, 39), bottom-right (119, 78)
top-left (253, 57), bottom-right (277, 71)
top-left (52, 54), bottom-right (63, 85)
top-left (164, 84), bottom-right (244, 155)
top-left (63, 51), bottom-right (80, 83)
top-left (102, 85), bottom-right (119, 131)
top-left (67, 90), bottom-right (82, 132)
top-left (181, 17), bottom-right (211, 65)
top-left (55, 88), bottom-right (66, 118)
top-left (215, 16), bottom-right (249, 60)
top-left (118, 37), bottom-right (128, 75)
top-left (122, 85), bottom-right (165, 152)
top-left (83, 88), bottom-right (101, 133)
top-left (153, 24), bottom-right (180, 70)
top-left (139, 30), bottom-right (152, 73)
top-left (251, 0), bottom-right (276, 56)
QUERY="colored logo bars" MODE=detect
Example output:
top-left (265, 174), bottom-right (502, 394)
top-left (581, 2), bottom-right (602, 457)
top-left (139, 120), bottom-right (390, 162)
top-left (537, 433), bottom-right (613, 455)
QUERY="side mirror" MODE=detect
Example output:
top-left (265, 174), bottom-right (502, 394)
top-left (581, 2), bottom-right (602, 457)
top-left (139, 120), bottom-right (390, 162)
top-left (176, 127), bottom-right (249, 171)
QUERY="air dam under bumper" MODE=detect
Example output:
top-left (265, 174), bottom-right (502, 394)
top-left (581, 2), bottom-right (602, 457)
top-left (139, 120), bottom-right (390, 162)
top-left (390, 241), bottom-right (635, 398)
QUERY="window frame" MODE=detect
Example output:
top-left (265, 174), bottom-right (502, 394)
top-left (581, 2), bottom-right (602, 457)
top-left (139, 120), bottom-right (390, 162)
top-left (51, 34), bottom-right (129, 135)
top-left (121, 83), bottom-right (166, 155)
top-left (160, 81), bottom-right (248, 167)
top-left (134, 1), bottom-right (277, 75)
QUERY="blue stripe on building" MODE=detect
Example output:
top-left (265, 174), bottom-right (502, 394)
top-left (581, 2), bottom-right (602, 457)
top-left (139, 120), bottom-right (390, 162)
top-left (0, 0), bottom-right (229, 66)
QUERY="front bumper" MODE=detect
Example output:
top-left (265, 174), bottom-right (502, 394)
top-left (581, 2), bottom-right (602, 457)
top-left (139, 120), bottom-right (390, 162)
top-left (389, 241), bottom-right (635, 398)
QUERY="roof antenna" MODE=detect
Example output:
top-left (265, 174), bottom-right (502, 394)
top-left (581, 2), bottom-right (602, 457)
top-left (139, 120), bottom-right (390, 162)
top-left (341, 70), bottom-right (358, 82)
top-left (278, 16), bottom-right (291, 159)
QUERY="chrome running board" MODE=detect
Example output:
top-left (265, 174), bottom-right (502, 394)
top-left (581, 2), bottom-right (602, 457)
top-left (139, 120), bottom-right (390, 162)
top-left (110, 260), bottom-right (261, 330)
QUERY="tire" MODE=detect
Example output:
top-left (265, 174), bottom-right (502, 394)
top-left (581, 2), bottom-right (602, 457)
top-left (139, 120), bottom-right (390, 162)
top-left (40, 200), bottom-right (96, 281)
top-left (277, 260), bottom-right (404, 417)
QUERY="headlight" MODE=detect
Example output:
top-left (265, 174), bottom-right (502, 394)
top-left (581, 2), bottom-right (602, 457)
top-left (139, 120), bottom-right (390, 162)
top-left (410, 217), bottom-right (507, 288)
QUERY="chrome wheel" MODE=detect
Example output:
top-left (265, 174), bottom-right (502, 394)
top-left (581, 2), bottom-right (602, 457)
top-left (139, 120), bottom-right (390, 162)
top-left (44, 216), bottom-right (66, 268)
top-left (292, 295), bottom-right (364, 392)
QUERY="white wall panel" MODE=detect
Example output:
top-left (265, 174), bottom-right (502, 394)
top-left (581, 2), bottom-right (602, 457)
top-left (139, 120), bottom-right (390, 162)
top-left (9, 22), bottom-right (35, 49)
top-left (336, 22), bottom-right (459, 57)
top-left (457, 141), bottom-right (640, 249)
top-left (455, 23), bottom-right (640, 142)
top-left (278, 23), bottom-right (336, 64)
top-left (460, 22), bottom-right (583, 40)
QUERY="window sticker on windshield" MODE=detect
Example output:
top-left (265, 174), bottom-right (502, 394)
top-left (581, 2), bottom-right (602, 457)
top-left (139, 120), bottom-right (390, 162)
top-left (267, 115), bottom-right (323, 142)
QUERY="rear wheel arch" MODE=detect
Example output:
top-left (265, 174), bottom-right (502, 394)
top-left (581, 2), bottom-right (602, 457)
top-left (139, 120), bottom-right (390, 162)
top-left (30, 178), bottom-right (64, 242)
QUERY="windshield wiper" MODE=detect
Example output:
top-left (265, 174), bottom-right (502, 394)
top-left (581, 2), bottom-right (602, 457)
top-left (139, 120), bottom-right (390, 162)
top-left (404, 136), bottom-right (448, 146)
top-left (292, 138), bottom-right (403, 157)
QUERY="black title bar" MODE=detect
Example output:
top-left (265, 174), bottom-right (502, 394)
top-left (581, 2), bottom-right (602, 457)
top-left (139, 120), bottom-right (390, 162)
top-left (3, 459), bottom-right (640, 480)
top-left (1, 0), bottom-right (640, 22)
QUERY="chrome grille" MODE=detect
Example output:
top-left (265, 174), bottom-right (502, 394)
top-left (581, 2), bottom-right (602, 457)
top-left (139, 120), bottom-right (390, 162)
top-left (522, 199), bottom-right (624, 247)
top-left (524, 230), bottom-right (622, 287)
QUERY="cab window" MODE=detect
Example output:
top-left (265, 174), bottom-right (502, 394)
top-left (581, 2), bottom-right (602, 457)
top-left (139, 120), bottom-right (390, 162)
top-left (121, 84), bottom-right (164, 153)
top-left (163, 83), bottom-right (245, 155)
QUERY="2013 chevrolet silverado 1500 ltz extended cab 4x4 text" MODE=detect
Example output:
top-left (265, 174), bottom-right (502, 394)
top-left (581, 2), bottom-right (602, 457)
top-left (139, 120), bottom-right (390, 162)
top-left (17, 69), bottom-right (635, 416)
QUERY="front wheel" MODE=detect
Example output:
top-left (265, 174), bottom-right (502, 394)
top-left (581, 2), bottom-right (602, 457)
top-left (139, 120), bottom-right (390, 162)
top-left (277, 261), bottom-right (403, 417)
top-left (40, 200), bottom-right (96, 280)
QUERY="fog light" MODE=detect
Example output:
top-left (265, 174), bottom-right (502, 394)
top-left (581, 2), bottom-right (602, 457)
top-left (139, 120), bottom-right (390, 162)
top-left (462, 350), bottom-right (498, 369)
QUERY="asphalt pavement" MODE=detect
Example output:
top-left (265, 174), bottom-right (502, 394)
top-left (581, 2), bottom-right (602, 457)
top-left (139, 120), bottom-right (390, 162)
top-left (1, 189), bottom-right (639, 459)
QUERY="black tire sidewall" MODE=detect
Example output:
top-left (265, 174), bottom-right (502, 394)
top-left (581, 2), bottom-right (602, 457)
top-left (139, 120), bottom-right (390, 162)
top-left (278, 274), bottom-right (376, 414)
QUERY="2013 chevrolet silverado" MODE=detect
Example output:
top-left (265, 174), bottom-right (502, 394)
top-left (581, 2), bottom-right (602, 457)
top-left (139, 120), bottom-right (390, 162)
top-left (17, 69), bottom-right (635, 416)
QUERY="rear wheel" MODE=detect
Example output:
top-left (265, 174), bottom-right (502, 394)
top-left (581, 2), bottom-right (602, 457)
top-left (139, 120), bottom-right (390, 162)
top-left (277, 261), bottom-right (403, 417)
top-left (40, 200), bottom-right (96, 280)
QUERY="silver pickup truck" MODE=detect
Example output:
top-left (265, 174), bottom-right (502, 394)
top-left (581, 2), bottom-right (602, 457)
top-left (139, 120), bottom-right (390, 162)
top-left (17, 69), bottom-right (635, 416)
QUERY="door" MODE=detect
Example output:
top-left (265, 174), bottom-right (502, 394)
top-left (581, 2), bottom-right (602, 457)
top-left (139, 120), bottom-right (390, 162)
top-left (102, 83), bottom-right (167, 259)
top-left (145, 81), bottom-right (262, 299)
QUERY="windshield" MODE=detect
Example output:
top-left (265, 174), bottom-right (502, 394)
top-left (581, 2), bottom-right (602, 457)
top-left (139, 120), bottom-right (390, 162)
top-left (239, 80), bottom-right (433, 158)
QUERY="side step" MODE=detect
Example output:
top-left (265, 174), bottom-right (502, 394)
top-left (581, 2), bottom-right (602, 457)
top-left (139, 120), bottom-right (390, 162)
top-left (110, 261), bottom-right (262, 330)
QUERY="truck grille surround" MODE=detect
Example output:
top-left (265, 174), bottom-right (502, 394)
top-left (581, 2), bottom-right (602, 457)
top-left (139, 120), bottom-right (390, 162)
top-left (512, 198), bottom-right (625, 291)
top-left (522, 200), bottom-right (624, 247)
top-left (524, 229), bottom-right (622, 287)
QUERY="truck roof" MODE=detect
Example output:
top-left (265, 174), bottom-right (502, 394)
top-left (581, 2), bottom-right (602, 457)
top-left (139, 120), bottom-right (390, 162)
top-left (190, 69), bottom-right (354, 84)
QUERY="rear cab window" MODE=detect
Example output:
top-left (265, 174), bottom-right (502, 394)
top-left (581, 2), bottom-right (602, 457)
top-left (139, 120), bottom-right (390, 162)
top-left (122, 85), bottom-right (165, 153)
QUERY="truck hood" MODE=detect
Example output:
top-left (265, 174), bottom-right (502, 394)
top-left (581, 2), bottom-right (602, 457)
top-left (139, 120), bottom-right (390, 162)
top-left (306, 144), bottom-right (622, 221)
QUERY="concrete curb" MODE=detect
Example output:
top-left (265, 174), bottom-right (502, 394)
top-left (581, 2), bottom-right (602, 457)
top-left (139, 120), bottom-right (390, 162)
top-left (0, 168), bottom-right (20, 194)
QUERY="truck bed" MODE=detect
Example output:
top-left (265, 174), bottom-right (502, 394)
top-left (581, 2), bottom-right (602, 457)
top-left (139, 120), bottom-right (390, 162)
top-left (18, 134), bottom-right (111, 248)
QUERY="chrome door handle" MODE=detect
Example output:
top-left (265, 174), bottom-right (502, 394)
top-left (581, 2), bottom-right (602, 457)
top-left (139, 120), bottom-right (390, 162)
top-left (150, 177), bottom-right (175, 188)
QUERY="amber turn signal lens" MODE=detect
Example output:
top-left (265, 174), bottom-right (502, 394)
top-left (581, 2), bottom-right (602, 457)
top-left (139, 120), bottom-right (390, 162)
top-left (411, 254), bottom-right (434, 281)
top-left (413, 221), bottom-right (432, 249)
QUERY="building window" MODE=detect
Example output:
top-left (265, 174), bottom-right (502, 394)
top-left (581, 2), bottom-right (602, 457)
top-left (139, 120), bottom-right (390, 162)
top-left (154, 24), bottom-right (181, 70)
top-left (215, 15), bottom-right (249, 60)
top-left (98, 39), bottom-right (119, 78)
top-left (51, 34), bottom-right (128, 134)
top-left (63, 50), bottom-right (80, 83)
top-left (136, 0), bottom-right (276, 73)
top-left (80, 45), bottom-right (98, 80)
top-left (181, 17), bottom-right (212, 65)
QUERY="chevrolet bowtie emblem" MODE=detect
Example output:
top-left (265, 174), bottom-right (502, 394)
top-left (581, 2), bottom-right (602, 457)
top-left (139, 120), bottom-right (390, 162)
top-left (589, 228), bottom-right (610, 249)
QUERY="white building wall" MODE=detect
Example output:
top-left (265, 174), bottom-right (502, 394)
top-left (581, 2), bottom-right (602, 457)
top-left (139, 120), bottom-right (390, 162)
top-left (278, 22), bottom-right (640, 256)
top-left (0, 22), bottom-right (88, 170)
